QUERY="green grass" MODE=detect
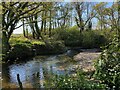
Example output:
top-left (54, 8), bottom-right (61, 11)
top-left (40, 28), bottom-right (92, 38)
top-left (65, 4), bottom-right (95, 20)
top-left (10, 35), bottom-right (45, 45)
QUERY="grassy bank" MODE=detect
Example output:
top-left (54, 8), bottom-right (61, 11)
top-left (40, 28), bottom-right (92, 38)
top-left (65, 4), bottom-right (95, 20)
top-left (5, 35), bottom-right (66, 61)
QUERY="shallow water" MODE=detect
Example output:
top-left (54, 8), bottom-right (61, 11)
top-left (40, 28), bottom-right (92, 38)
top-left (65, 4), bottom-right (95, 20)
top-left (2, 49), bottom-right (100, 88)
top-left (2, 50), bottom-right (79, 88)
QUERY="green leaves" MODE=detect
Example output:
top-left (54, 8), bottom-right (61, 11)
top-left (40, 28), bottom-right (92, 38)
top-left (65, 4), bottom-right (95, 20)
top-left (94, 35), bottom-right (120, 89)
top-left (48, 70), bottom-right (105, 89)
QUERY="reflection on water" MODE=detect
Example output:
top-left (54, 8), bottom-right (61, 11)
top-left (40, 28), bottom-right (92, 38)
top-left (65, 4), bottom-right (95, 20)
top-left (2, 50), bottom-right (79, 88)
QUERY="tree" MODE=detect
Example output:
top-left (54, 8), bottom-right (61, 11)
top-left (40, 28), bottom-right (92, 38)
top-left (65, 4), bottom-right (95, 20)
top-left (2, 2), bottom-right (42, 55)
top-left (26, 16), bottom-right (36, 39)
top-left (103, 3), bottom-right (118, 31)
top-left (74, 2), bottom-right (96, 33)
top-left (118, 1), bottom-right (120, 39)
top-left (94, 2), bottom-right (118, 31)
top-left (93, 2), bottom-right (107, 30)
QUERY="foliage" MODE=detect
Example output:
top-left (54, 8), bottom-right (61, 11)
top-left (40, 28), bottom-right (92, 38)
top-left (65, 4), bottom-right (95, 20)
top-left (53, 27), bottom-right (108, 48)
top-left (46, 70), bottom-right (105, 89)
top-left (82, 31), bottom-right (107, 48)
top-left (42, 35), bottom-right (67, 54)
top-left (93, 2), bottom-right (118, 31)
top-left (2, 2), bottom-right (43, 55)
top-left (9, 36), bottom-right (31, 46)
top-left (96, 29), bottom-right (116, 42)
top-left (94, 35), bottom-right (120, 89)
top-left (31, 41), bottom-right (45, 45)
top-left (7, 35), bottom-right (66, 61)
top-left (7, 43), bottom-right (33, 60)
top-left (10, 35), bottom-right (45, 46)
top-left (53, 26), bottom-right (81, 47)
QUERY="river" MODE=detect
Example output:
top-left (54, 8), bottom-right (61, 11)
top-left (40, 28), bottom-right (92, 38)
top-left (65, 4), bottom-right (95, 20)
top-left (2, 49), bottom-right (100, 88)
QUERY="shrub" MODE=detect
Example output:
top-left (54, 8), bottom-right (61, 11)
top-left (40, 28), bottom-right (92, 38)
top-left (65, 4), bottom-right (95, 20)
top-left (7, 43), bottom-right (33, 60)
top-left (94, 35), bottom-right (120, 89)
top-left (64, 28), bottom-right (82, 47)
top-left (46, 70), bottom-right (105, 89)
top-left (30, 35), bottom-right (66, 55)
top-left (53, 27), bottom-right (108, 48)
top-left (82, 31), bottom-right (107, 48)
top-left (82, 31), bottom-right (95, 48)
top-left (53, 26), bottom-right (82, 47)
top-left (43, 36), bottom-right (67, 54)
top-left (51, 40), bottom-right (66, 53)
top-left (7, 35), bottom-right (67, 60)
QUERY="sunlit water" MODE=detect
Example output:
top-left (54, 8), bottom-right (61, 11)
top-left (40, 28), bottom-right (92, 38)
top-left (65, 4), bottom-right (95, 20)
top-left (2, 50), bottom-right (80, 88)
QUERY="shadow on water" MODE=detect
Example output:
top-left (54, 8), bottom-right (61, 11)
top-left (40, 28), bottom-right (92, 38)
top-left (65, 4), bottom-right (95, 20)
top-left (2, 50), bottom-right (80, 88)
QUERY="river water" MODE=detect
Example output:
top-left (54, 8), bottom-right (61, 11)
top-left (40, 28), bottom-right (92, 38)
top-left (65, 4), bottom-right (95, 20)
top-left (2, 49), bottom-right (100, 88)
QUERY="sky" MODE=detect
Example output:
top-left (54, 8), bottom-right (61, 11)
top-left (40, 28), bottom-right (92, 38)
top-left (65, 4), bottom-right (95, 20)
top-left (13, 1), bottom-right (114, 34)
top-left (14, 22), bottom-right (23, 34)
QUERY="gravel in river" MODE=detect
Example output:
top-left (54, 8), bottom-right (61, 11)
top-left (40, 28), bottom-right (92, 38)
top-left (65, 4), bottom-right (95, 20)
top-left (73, 51), bottom-right (101, 72)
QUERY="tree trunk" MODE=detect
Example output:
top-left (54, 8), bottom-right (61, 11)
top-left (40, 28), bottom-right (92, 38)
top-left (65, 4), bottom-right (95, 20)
top-left (2, 31), bottom-right (10, 56)
top-left (34, 14), bottom-right (40, 39)
top-left (22, 19), bottom-right (26, 37)
top-left (44, 11), bottom-right (47, 35)
top-left (32, 27), bottom-right (35, 39)
top-left (49, 10), bottom-right (52, 37)
top-left (55, 19), bottom-right (57, 28)
top-left (26, 28), bottom-right (28, 37)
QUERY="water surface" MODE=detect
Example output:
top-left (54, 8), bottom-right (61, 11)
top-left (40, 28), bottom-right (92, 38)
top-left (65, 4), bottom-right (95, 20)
top-left (2, 50), bottom-right (79, 88)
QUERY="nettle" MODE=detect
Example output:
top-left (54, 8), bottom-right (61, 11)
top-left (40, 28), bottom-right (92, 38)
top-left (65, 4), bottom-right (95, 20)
top-left (94, 35), bottom-right (120, 89)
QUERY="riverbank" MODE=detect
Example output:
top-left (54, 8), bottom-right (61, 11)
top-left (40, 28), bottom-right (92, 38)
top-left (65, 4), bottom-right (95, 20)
top-left (4, 36), bottom-right (67, 62)
top-left (3, 33), bottom-right (104, 63)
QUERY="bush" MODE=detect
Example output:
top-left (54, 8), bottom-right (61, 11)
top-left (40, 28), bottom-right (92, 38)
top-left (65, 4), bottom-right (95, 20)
top-left (51, 40), bottom-right (66, 53)
top-left (53, 26), bottom-right (108, 48)
top-left (41, 36), bottom-right (67, 54)
top-left (53, 26), bottom-right (82, 47)
top-left (7, 35), bottom-right (67, 61)
top-left (82, 31), bottom-right (95, 48)
top-left (7, 43), bottom-right (33, 60)
top-left (46, 70), bottom-right (105, 89)
top-left (31, 41), bottom-right (45, 45)
top-left (82, 31), bottom-right (107, 48)
top-left (94, 35), bottom-right (120, 89)
top-left (64, 28), bottom-right (82, 47)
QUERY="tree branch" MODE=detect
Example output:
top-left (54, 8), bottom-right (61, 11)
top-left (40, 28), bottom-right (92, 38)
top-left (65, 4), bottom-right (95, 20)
top-left (14, 20), bottom-right (42, 30)
top-left (84, 13), bottom-right (97, 27)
